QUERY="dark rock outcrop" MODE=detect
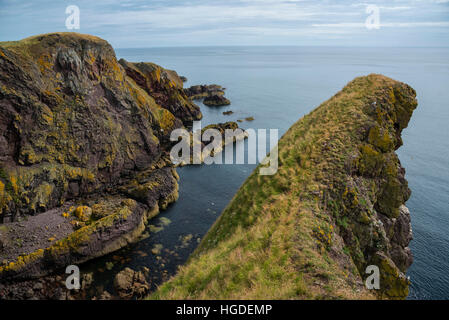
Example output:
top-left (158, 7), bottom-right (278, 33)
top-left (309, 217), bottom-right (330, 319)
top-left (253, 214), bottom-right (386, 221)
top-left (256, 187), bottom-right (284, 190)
top-left (0, 32), bottom-right (193, 280)
top-left (113, 267), bottom-right (150, 299)
top-left (119, 60), bottom-right (201, 125)
top-left (184, 84), bottom-right (225, 100)
top-left (184, 84), bottom-right (231, 106)
top-left (203, 94), bottom-right (231, 107)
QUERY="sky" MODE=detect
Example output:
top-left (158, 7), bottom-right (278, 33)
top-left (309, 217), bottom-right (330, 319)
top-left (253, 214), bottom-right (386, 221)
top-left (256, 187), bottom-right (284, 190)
top-left (0, 0), bottom-right (448, 48)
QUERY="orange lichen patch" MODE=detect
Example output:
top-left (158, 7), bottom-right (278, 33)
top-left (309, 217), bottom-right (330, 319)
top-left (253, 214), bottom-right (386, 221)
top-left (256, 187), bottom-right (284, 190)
top-left (0, 249), bottom-right (44, 274)
top-left (73, 206), bottom-right (92, 222)
top-left (158, 109), bottom-right (176, 131)
top-left (368, 125), bottom-right (394, 152)
top-left (86, 50), bottom-right (96, 65)
top-left (9, 174), bottom-right (19, 194)
top-left (39, 104), bottom-right (54, 125)
top-left (37, 53), bottom-right (53, 73)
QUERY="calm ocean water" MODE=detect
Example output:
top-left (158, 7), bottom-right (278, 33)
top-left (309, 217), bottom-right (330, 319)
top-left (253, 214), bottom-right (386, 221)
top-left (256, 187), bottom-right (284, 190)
top-left (82, 47), bottom-right (449, 299)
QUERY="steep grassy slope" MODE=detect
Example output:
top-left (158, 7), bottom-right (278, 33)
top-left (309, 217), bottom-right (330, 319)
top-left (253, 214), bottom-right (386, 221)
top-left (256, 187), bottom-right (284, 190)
top-left (152, 74), bottom-right (417, 300)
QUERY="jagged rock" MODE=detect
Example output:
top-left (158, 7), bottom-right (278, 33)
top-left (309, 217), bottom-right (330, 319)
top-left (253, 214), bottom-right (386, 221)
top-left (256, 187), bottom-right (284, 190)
top-left (184, 84), bottom-right (231, 106)
top-left (204, 94), bottom-right (231, 107)
top-left (113, 267), bottom-right (150, 299)
top-left (119, 59), bottom-right (201, 125)
top-left (200, 122), bottom-right (247, 159)
top-left (184, 84), bottom-right (225, 100)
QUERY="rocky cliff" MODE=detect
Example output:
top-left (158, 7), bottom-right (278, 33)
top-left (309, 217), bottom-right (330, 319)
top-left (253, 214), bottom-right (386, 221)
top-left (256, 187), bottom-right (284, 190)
top-left (153, 74), bottom-right (417, 300)
top-left (0, 32), bottom-right (200, 280)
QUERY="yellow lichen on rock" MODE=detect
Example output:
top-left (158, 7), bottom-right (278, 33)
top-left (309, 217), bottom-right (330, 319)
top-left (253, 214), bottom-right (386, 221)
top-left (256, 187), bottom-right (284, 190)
top-left (74, 206), bottom-right (92, 222)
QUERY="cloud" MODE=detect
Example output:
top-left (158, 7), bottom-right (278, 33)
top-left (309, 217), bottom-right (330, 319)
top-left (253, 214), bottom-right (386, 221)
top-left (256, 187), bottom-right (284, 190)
top-left (313, 22), bottom-right (449, 28)
top-left (0, 0), bottom-right (448, 47)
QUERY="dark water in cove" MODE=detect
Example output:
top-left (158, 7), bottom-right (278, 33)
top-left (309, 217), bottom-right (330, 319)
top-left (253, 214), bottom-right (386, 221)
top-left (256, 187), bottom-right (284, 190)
top-left (82, 47), bottom-right (449, 299)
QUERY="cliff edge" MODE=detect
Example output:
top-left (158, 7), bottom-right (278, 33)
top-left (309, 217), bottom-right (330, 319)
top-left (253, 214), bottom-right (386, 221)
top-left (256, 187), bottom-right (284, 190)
top-left (153, 74), bottom-right (417, 300)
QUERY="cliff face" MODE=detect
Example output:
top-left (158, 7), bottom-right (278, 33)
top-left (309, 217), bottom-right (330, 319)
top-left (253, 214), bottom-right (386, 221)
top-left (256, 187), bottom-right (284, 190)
top-left (153, 74), bottom-right (417, 300)
top-left (119, 60), bottom-right (201, 127)
top-left (0, 33), bottom-right (199, 280)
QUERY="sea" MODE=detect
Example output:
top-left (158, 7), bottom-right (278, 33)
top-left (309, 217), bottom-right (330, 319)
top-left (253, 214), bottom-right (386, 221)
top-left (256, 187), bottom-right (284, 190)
top-left (79, 46), bottom-right (449, 300)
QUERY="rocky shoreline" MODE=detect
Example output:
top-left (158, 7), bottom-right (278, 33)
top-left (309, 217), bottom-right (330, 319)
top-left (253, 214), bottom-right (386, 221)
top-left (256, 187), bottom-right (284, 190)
top-left (0, 32), bottom-right (246, 298)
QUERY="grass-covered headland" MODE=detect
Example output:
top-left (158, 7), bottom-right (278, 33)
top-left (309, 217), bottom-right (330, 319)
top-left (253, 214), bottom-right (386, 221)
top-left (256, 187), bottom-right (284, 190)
top-left (152, 74), bottom-right (417, 300)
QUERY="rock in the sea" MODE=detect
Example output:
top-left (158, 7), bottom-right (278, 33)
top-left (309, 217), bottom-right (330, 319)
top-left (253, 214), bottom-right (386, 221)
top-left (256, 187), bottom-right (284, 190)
top-left (223, 111), bottom-right (233, 115)
top-left (184, 84), bottom-right (231, 106)
top-left (204, 94), bottom-right (231, 107)
top-left (184, 84), bottom-right (225, 99)
top-left (113, 267), bottom-right (150, 299)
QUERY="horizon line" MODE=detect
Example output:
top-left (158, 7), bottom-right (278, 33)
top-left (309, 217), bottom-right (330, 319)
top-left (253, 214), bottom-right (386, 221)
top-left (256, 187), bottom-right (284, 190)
top-left (114, 44), bottom-right (449, 50)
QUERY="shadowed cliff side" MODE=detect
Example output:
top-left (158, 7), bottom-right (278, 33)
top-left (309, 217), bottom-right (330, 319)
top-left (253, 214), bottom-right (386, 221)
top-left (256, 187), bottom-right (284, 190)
top-left (152, 74), bottom-right (417, 300)
top-left (0, 33), bottom-right (199, 280)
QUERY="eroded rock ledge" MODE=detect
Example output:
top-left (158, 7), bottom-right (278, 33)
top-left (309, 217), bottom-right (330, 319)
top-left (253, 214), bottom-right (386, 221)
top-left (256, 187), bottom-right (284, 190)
top-left (0, 32), bottom-right (195, 280)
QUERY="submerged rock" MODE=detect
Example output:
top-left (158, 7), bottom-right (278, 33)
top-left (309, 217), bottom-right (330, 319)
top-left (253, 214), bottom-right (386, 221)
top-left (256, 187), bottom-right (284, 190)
top-left (113, 267), bottom-right (150, 299)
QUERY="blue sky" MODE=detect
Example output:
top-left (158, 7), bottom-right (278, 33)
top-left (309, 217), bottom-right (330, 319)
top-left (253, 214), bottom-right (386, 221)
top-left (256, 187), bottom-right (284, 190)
top-left (0, 0), bottom-right (448, 47)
